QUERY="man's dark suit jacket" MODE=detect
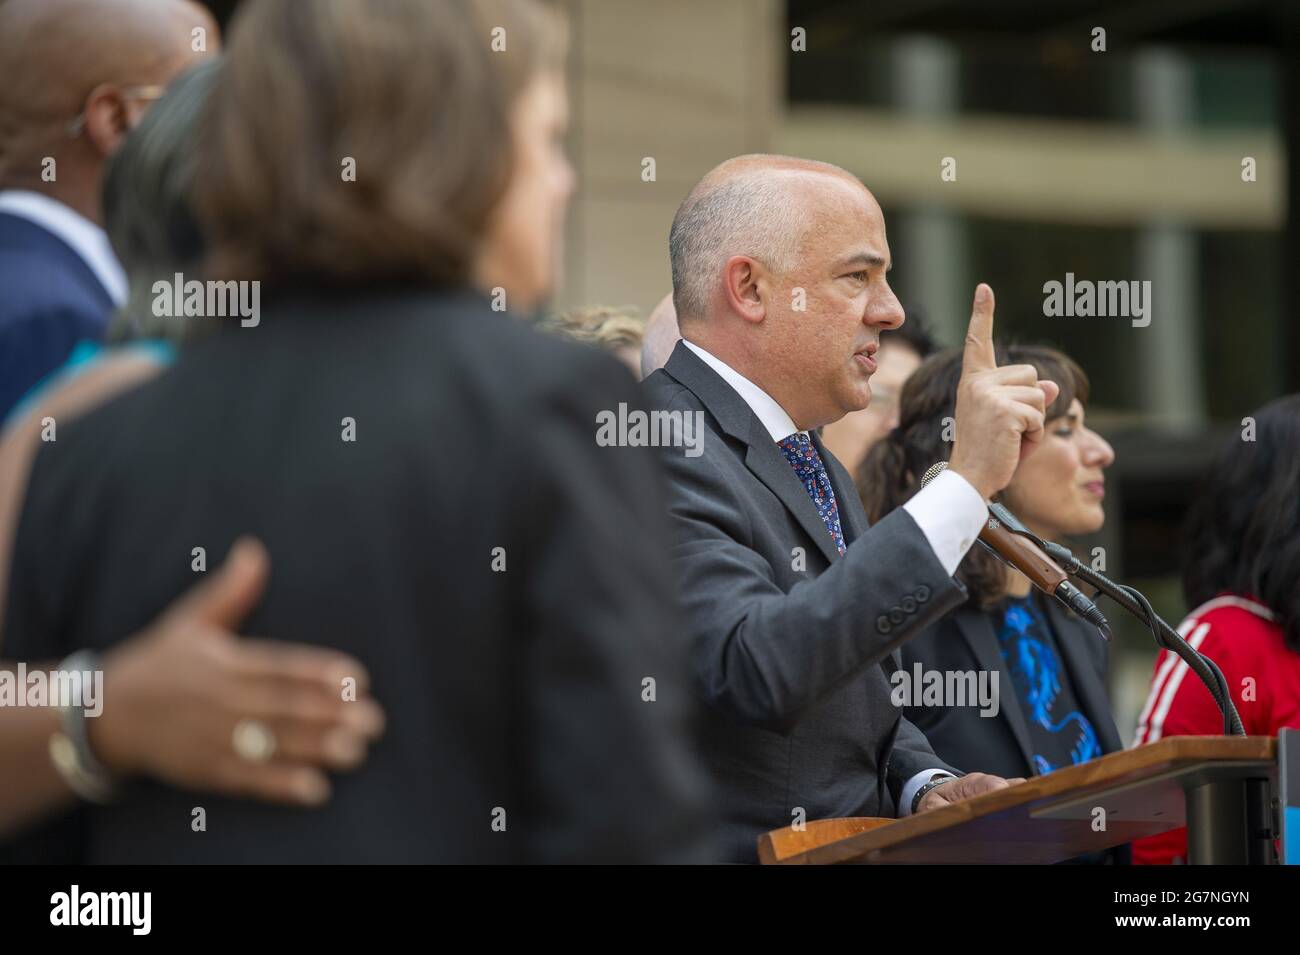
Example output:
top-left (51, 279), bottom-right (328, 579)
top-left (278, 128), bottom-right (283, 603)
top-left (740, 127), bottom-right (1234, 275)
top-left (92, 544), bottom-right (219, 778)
top-left (901, 594), bottom-right (1129, 863)
top-left (3, 287), bottom-right (713, 863)
top-left (644, 342), bottom-right (969, 863)
top-left (0, 211), bottom-right (114, 421)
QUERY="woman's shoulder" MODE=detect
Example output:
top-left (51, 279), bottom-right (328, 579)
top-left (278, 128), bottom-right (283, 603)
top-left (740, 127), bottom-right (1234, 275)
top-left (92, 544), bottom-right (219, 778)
top-left (1180, 595), bottom-right (1286, 657)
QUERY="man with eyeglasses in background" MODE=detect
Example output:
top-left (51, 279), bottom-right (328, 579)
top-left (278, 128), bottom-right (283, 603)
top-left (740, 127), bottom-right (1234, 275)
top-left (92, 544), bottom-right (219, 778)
top-left (0, 0), bottom-right (218, 421)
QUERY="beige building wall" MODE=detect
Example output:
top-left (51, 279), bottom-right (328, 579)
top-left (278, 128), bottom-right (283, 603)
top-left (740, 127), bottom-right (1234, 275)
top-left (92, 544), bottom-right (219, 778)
top-left (559, 0), bottom-right (784, 317)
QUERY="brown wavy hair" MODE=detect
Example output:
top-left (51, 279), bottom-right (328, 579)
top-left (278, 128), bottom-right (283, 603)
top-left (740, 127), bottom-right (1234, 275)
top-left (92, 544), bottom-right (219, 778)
top-left (856, 343), bottom-right (1090, 608)
top-left (194, 0), bottom-right (565, 289)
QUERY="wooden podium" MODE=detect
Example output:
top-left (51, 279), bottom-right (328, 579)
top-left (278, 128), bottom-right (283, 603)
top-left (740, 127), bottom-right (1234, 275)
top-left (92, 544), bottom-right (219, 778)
top-left (759, 736), bottom-right (1279, 865)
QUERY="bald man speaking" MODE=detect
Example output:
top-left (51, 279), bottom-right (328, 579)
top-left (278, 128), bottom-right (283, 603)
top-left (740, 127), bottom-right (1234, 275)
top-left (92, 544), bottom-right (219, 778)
top-left (646, 155), bottom-right (1057, 862)
top-left (0, 0), bottom-right (217, 420)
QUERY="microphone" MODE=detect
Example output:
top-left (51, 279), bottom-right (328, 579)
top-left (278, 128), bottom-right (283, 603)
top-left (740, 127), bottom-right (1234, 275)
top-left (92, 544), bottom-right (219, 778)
top-left (920, 462), bottom-right (1110, 639)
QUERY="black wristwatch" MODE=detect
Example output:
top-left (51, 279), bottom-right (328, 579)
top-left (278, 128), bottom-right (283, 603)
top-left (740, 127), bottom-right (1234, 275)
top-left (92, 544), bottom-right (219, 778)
top-left (911, 773), bottom-right (955, 814)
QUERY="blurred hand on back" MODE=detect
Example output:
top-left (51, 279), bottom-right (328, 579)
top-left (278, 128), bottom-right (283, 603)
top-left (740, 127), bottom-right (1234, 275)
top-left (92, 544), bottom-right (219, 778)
top-left (91, 538), bottom-right (385, 805)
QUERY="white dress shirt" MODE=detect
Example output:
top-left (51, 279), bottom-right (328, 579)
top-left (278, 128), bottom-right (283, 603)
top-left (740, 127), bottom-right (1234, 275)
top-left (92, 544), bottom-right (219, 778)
top-left (681, 339), bottom-right (987, 813)
top-left (0, 190), bottom-right (128, 307)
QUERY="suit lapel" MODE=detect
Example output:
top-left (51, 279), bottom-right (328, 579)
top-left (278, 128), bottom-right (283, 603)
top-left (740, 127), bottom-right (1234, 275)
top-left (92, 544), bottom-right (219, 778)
top-left (1043, 597), bottom-right (1122, 753)
top-left (813, 431), bottom-right (899, 676)
top-left (744, 430), bottom-right (844, 565)
top-left (954, 608), bottom-right (1038, 768)
top-left (663, 343), bottom-right (842, 566)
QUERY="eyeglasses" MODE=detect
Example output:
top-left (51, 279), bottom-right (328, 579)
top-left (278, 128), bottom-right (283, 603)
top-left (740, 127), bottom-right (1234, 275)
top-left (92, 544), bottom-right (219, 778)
top-left (65, 85), bottom-right (167, 137)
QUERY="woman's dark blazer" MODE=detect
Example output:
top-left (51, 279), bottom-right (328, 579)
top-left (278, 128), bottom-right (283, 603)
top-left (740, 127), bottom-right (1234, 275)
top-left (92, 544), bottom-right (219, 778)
top-left (901, 591), bottom-right (1122, 779)
top-left (900, 592), bottom-right (1128, 862)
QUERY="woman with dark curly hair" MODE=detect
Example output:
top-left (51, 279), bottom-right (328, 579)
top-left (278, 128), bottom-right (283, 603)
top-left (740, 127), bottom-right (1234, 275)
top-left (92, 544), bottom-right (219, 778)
top-left (857, 343), bottom-right (1122, 810)
top-left (1132, 394), bottom-right (1300, 864)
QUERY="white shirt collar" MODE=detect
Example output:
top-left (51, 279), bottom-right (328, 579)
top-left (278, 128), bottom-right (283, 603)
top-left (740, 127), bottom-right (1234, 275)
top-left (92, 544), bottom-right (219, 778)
top-left (681, 339), bottom-right (803, 443)
top-left (0, 190), bottom-right (128, 307)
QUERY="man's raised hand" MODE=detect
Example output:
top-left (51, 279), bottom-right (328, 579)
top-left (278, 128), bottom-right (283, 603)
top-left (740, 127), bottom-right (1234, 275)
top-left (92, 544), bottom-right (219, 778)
top-left (948, 284), bottom-right (1060, 501)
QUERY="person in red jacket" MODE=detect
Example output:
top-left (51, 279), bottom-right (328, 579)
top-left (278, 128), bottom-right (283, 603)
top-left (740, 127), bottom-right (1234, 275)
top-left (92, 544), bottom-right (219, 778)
top-left (1132, 394), bottom-right (1300, 864)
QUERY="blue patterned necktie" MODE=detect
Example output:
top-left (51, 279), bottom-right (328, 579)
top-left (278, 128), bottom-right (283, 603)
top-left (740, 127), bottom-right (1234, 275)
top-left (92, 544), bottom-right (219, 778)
top-left (777, 432), bottom-right (846, 555)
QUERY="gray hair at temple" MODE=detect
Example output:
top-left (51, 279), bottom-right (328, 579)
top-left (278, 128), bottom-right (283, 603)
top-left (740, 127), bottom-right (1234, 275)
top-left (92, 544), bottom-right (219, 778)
top-left (103, 59), bottom-right (221, 342)
top-left (668, 154), bottom-right (865, 324)
top-left (668, 164), bottom-right (807, 323)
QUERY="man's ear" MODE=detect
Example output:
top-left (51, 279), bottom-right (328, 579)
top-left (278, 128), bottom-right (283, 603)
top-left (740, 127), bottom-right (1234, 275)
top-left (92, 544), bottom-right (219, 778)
top-left (82, 85), bottom-right (132, 158)
top-left (721, 255), bottom-right (766, 326)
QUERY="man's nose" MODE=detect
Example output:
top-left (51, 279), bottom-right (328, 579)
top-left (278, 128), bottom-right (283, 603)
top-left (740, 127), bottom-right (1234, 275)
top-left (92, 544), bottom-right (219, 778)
top-left (866, 287), bottom-right (905, 331)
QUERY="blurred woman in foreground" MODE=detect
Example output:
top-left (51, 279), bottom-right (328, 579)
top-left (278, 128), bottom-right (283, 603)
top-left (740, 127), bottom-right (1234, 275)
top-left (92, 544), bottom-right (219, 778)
top-left (0, 63), bottom-right (384, 858)
top-left (4, 0), bottom-right (709, 862)
top-left (1132, 394), bottom-right (1300, 864)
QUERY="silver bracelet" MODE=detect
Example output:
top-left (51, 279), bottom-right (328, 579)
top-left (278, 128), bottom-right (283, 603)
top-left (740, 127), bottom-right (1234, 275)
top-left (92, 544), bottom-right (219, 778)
top-left (47, 650), bottom-right (117, 804)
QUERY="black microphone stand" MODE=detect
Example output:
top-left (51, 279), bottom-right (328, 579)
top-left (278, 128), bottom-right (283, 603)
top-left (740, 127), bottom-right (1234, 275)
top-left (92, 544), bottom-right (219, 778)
top-left (993, 523), bottom-right (1244, 738)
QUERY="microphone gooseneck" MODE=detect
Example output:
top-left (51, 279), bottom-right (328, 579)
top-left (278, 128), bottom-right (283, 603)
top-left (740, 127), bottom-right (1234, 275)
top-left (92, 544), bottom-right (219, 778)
top-left (917, 450), bottom-right (1241, 735)
top-left (920, 461), bottom-right (1110, 639)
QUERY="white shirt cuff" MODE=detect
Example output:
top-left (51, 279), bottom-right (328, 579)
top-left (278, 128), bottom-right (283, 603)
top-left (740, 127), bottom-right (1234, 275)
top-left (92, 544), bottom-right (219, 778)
top-left (901, 469), bottom-right (988, 577)
top-left (898, 769), bottom-right (956, 816)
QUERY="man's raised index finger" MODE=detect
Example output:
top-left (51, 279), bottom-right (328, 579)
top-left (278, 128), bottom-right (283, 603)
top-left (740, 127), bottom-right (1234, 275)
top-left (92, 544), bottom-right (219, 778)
top-left (963, 283), bottom-right (998, 372)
